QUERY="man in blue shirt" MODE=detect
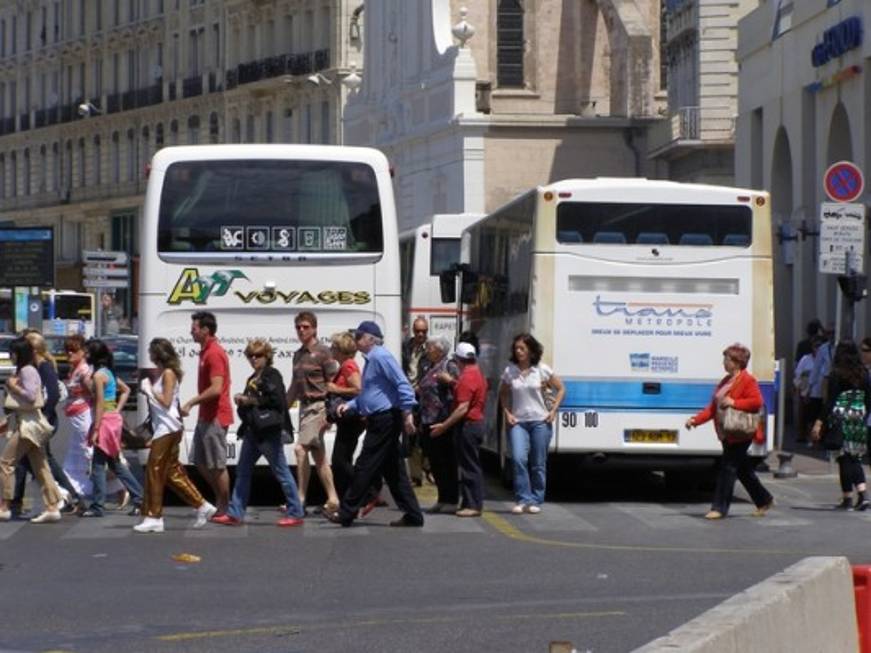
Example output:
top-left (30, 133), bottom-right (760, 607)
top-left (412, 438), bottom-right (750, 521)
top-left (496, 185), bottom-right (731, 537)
top-left (327, 321), bottom-right (424, 527)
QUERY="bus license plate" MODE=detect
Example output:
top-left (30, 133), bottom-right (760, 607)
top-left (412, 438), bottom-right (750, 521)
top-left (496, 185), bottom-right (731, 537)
top-left (624, 429), bottom-right (678, 444)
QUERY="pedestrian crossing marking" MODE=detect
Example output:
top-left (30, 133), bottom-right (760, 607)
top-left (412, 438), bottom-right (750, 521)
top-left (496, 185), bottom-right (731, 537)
top-left (421, 513), bottom-right (486, 534)
top-left (490, 502), bottom-right (598, 532)
top-left (610, 503), bottom-right (704, 529)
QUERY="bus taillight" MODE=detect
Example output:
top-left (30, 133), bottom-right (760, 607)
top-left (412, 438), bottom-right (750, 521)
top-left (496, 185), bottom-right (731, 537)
top-left (755, 196), bottom-right (766, 206)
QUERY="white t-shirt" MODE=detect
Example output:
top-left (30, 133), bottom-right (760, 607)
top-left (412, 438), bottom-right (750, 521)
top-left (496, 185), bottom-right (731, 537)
top-left (142, 373), bottom-right (182, 440)
top-left (501, 363), bottom-right (554, 422)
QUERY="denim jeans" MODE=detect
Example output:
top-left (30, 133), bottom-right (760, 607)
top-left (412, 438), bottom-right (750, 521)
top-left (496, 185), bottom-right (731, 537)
top-left (89, 448), bottom-right (144, 515)
top-left (228, 434), bottom-right (304, 520)
top-left (509, 420), bottom-right (552, 506)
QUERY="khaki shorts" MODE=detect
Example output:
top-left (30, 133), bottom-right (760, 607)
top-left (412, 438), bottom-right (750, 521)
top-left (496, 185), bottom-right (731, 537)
top-left (192, 421), bottom-right (228, 470)
top-left (298, 402), bottom-right (327, 449)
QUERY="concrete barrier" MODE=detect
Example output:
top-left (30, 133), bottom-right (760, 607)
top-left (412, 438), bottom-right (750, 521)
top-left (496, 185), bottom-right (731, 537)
top-left (633, 557), bottom-right (858, 653)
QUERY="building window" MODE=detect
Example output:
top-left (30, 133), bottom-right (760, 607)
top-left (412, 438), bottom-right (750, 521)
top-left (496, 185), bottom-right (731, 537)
top-left (772, 0), bottom-right (794, 39)
top-left (10, 152), bottom-right (17, 198)
top-left (59, 218), bottom-right (81, 262)
top-left (265, 110), bottom-right (274, 143)
top-left (170, 119), bottom-right (178, 145)
top-left (23, 149), bottom-right (30, 195)
top-left (52, 142), bottom-right (59, 191)
top-left (187, 115), bottom-right (200, 144)
top-left (497, 0), bottom-right (524, 88)
top-left (209, 112), bottom-right (219, 143)
top-left (39, 146), bottom-right (47, 191)
top-left (155, 122), bottom-right (164, 148)
top-left (126, 128), bottom-right (135, 181)
top-left (77, 138), bottom-right (85, 187)
top-left (111, 131), bottom-right (120, 183)
top-left (231, 117), bottom-right (240, 143)
top-left (320, 101), bottom-right (329, 144)
top-left (283, 108), bottom-right (293, 142)
top-left (93, 136), bottom-right (101, 185)
top-left (245, 114), bottom-right (255, 142)
top-left (0, 155), bottom-right (5, 199)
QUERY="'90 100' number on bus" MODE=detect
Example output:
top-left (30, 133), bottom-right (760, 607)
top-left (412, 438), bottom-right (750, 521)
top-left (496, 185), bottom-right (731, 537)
top-left (561, 411), bottom-right (598, 429)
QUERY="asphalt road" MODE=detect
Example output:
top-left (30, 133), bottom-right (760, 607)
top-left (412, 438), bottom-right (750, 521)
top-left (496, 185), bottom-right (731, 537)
top-left (1, 461), bottom-right (868, 653)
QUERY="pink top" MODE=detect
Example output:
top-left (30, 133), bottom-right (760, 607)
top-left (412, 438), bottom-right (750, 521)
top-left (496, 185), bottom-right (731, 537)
top-left (65, 360), bottom-right (93, 417)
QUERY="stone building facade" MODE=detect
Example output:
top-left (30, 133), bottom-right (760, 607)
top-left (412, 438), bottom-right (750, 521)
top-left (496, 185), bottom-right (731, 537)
top-left (343, 0), bottom-right (666, 231)
top-left (648, 0), bottom-right (756, 185)
top-left (0, 0), bottom-right (360, 319)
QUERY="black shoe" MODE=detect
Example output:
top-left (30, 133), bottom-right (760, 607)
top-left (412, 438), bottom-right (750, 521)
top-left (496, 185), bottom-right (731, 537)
top-left (856, 499), bottom-right (870, 511)
top-left (836, 498), bottom-right (854, 511)
top-left (80, 509), bottom-right (104, 518)
top-left (324, 510), bottom-right (352, 527)
top-left (389, 514), bottom-right (424, 528)
top-left (128, 506), bottom-right (142, 517)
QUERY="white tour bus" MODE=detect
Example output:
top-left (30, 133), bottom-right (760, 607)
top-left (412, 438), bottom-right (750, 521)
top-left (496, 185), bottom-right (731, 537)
top-left (452, 178), bottom-right (774, 480)
top-left (399, 213), bottom-right (482, 341)
top-left (139, 144), bottom-right (401, 465)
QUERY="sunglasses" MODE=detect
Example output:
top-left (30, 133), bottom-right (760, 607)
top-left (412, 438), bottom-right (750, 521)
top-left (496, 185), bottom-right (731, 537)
top-left (413, 329), bottom-right (427, 335)
top-left (247, 352), bottom-right (265, 359)
top-left (295, 324), bottom-right (313, 331)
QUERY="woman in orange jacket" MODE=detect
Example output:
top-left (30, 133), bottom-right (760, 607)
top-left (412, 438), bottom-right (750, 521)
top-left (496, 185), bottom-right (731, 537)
top-left (686, 343), bottom-right (774, 520)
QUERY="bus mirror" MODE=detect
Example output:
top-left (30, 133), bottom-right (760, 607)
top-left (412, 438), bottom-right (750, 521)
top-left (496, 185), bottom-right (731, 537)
top-left (460, 271), bottom-right (478, 304)
top-left (439, 271), bottom-right (457, 304)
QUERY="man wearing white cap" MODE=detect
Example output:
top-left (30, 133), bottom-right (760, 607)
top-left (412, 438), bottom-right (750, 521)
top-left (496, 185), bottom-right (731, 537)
top-left (327, 320), bottom-right (424, 527)
top-left (430, 342), bottom-right (487, 517)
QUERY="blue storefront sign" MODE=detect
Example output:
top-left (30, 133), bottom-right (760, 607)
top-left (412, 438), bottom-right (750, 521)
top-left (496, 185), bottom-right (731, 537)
top-left (812, 16), bottom-right (863, 68)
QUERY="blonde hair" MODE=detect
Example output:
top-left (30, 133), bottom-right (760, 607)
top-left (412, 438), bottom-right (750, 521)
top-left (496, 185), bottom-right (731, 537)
top-left (244, 338), bottom-right (274, 365)
top-left (330, 331), bottom-right (357, 358)
top-left (25, 332), bottom-right (57, 371)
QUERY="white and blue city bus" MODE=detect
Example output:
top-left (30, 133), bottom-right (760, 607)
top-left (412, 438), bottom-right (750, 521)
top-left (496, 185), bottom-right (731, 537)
top-left (453, 178), bottom-right (775, 482)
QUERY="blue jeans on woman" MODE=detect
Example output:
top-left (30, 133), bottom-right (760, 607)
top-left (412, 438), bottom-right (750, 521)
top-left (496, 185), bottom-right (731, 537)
top-left (509, 420), bottom-right (552, 506)
top-left (228, 434), bottom-right (304, 520)
top-left (89, 449), bottom-right (143, 516)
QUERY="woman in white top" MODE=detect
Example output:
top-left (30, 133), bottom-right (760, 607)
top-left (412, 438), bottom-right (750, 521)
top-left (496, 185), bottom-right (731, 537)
top-left (499, 333), bottom-right (565, 514)
top-left (133, 338), bottom-right (216, 533)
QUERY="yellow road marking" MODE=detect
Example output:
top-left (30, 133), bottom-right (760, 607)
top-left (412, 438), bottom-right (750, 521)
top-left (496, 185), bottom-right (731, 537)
top-left (156, 610), bottom-right (623, 642)
top-left (481, 511), bottom-right (817, 556)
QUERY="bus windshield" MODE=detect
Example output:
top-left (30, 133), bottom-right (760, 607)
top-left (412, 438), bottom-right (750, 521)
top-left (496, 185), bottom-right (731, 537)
top-left (157, 159), bottom-right (384, 254)
top-left (556, 201), bottom-right (752, 247)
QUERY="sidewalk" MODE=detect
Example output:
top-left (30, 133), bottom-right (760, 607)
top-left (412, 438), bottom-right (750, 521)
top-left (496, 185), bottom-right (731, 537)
top-left (770, 421), bottom-right (837, 477)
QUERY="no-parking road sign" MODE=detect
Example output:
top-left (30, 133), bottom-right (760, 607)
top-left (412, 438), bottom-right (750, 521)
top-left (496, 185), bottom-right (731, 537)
top-left (824, 161), bottom-right (864, 203)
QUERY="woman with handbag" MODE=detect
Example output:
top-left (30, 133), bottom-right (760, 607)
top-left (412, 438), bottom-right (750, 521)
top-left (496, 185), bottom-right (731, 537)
top-left (80, 339), bottom-right (144, 518)
top-left (212, 339), bottom-right (304, 527)
top-left (499, 333), bottom-right (565, 515)
top-left (810, 342), bottom-right (871, 511)
top-left (10, 330), bottom-right (81, 516)
top-left (133, 338), bottom-right (217, 533)
top-left (0, 337), bottom-right (62, 523)
top-left (686, 343), bottom-right (773, 520)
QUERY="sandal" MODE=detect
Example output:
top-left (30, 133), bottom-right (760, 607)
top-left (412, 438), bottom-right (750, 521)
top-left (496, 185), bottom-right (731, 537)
top-left (323, 501), bottom-right (339, 513)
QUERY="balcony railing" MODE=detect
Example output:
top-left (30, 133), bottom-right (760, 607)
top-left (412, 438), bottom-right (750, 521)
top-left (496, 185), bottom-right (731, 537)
top-left (122, 89), bottom-right (137, 111)
top-left (19, 114), bottom-right (30, 131)
top-left (34, 108), bottom-right (47, 128)
top-left (226, 48), bottom-right (331, 91)
top-left (648, 105), bottom-right (736, 155)
top-left (0, 117), bottom-right (14, 135)
top-left (182, 75), bottom-right (202, 98)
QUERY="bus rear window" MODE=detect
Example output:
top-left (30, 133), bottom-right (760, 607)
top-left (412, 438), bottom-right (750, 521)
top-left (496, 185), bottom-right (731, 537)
top-left (158, 160), bottom-right (384, 254)
top-left (430, 238), bottom-right (461, 276)
top-left (556, 202), bottom-right (752, 247)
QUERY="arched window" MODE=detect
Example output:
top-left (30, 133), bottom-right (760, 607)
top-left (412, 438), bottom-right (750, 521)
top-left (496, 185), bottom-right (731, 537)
top-left (77, 138), bottom-right (86, 187)
top-left (141, 126), bottom-right (150, 169)
top-left (170, 119), bottom-right (178, 145)
top-left (231, 117), bottom-right (241, 143)
top-left (497, 0), bottom-right (524, 88)
top-left (111, 131), bottom-right (120, 184)
top-left (10, 151), bottom-right (17, 197)
top-left (0, 154), bottom-right (5, 199)
top-left (93, 135), bottom-right (102, 185)
top-left (187, 115), bottom-right (200, 144)
top-left (126, 128), bottom-right (135, 181)
top-left (39, 145), bottom-right (46, 191)
top-left (52, 142), bottom-right (59, 192)
top-left (209, 112), bottom-right (219, 143)
top-left (65, 140), bottom-right (72, 190)
top-left (23, 149), bottom-right (30, 195)
top-left (155, 122), bottom-right (164, 148)
top-left (245, 114), bottom-right (255, 142)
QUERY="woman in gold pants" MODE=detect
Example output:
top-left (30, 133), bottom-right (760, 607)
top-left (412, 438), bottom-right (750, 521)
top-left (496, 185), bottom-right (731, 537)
top-left (133, 338), bottom-right (217, 533)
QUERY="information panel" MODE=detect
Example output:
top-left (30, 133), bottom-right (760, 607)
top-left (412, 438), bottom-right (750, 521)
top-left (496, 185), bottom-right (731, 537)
top-left (819, 202), bottom-right (865, 274)
top-left (0, 227), bottom-right (55, 287)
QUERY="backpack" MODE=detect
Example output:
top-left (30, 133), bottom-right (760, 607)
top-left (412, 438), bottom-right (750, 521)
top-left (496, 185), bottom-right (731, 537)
top-left (825, 389), bottom-right (867, 450)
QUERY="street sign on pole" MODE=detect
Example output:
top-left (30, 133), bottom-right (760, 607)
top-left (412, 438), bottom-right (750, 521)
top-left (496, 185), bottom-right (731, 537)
top-left (82, 278), bottom-right (129, 289)
top-left (82, 250), bottom-right (129, 265)
top-left (819, 202), bottom-right (866, 274)
top-left (824, 161), bottom-right (865, 203)
top-left (82, 266), bottom-right (130, 278)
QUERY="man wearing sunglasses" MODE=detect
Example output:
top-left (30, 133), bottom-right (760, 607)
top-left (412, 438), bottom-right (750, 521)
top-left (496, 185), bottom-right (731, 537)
top-left (287, 311), bottom-right (341, 513)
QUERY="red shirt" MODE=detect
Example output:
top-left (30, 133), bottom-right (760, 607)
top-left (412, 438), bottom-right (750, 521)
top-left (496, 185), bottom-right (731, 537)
top-left (198, 336), bottom-right (233, 427)
top-left (455, 363), bottom-right (487, 422)
top-left (334, 358), bottom-right (360, 388)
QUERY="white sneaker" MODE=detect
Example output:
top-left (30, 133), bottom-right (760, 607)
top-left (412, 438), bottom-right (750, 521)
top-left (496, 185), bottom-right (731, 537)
top-left (30, 510), bottom-right (62, 524)
top-left (511, 504), bottom-right (525, 514)
top-left (193, 501), bottom-right (217, 529)
top-left (524, 505), bottom-right (541, 514)
top-left (0, 509), bottom-right (11, 521)
top-left (133, 517), bottom-right (165, 533)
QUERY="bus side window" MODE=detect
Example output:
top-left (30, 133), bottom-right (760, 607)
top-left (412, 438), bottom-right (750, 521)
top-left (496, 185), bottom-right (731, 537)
top-left (557, 230), bottom-right (583, 243)
top-left (592, 231), bottom-right (626, 244)
top-left (722, 233), bottom-right (750, 247)
top-left (678, 233), bottom-right (713, 246)
top-left (636, 232), bottom-right (669, 245)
